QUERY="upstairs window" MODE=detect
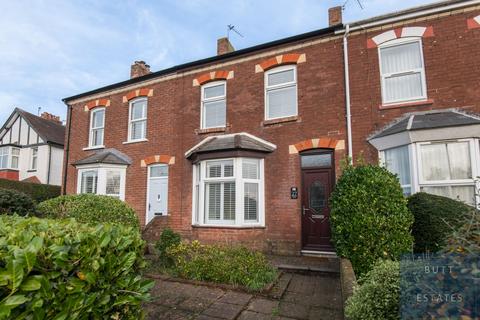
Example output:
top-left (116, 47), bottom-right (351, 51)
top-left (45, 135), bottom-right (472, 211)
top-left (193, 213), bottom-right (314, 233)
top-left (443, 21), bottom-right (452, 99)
top-left (30, 147), bottom-right (38, 170)
top-left (129, 98), bottom-right (147, 141)
top-left (201, 82), bottom-right (226, 129)
top-left (89, 108), bottom-right (105, 147)
top-left (265, 65), bottom-right (297, 120)
top-left (379, 38), bottom-right (427, 104)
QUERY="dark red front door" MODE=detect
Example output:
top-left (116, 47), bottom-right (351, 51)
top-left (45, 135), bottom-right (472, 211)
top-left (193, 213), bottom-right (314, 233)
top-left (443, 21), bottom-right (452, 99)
top-left (301, 151), bottom-right (335, 251)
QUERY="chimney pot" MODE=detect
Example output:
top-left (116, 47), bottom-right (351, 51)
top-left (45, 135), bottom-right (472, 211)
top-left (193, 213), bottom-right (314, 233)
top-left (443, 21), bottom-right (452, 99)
top-left (217, 37), bottom-right (235, 55)
top-left (328, 6), bottom-right (343, 27)
top-left (41, 112), bottom-right (61, 124)
top-left (130, 60), bottom-right (151, 79)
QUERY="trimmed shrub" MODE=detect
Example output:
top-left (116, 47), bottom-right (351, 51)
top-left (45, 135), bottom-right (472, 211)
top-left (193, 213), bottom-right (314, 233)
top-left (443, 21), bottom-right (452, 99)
top-left (443, 208), bottom-right (479, 254)
top-left (37, 194), bottom-right (139, 228)
top-left (345, 259), bottom-right (400, 320)
top-left (0, 215), bottom-right (153, 319)
top-left (408, 192), bottom-right (473, 253)
top-left (330, 164), bottom-right (413, 276)
top-left (155, 228), bottom-right (181, 267)
top-left (167, 241), bottom-right (277, 291)
top-left (0, 188), bottom-right (36, 216)
top-left (0, 178), bottom-right (60, 203)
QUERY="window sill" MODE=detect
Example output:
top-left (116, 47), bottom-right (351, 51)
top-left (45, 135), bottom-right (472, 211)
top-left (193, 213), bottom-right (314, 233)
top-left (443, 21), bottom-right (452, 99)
top-left (379, 99), bottom-right (434, 110)
top-left (27, 169), bottom-right (37, 173)
top-left (192, 224), bottom-right (265, 229)
top-left (83, 145), bottom-right (105, 151)
top-left (0, 168), bottom-right (19, 171)
top-left (123, 139), bottom-right (148, 145)
top-left (263, 115), bottom-right (299, 126)
top-left (195, 126), bottom-right (228, 135)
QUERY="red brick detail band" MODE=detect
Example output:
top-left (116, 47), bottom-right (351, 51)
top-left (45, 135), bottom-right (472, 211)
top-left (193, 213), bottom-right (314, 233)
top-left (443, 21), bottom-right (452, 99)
top-left (122, 88), bottom-right (153, 102)
top-left (84, 98), bottom-right (110, 111)
top-left (255, 53), bottom-right (306, 73)
top-left (367, 26), bottom-right (434, 48)
top-left (467, 16), bottom-right (480, 29)
top-left (193, 70), bottom-right (234, 86)
top-left (141, 155), bottom-right (175, 167)
top-left (0, 170), bottom-right (19, 181)
top-left (289, 138), bottom-right (345, 154)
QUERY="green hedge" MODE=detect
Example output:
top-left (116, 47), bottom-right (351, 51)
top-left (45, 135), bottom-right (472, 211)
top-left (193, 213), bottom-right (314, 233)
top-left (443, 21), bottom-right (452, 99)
top-left (0, 188), bottom-right (36, 216)
top-left (37, 194), bottom-right (139, 229)
top-left (408, 192), bottom-right (473, 253)
top-left (0, 215), bottom-right (153, 319)
top-left (0, 178), bottom-right (60, 203)
top-left (330, 164), bottom-right (413, 277)
top-left (155, 228), bottom-right (181, 267)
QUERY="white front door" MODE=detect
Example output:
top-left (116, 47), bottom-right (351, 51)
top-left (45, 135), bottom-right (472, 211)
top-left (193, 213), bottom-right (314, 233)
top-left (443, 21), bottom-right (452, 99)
top-left (146, 165), bottom-right (169, 224)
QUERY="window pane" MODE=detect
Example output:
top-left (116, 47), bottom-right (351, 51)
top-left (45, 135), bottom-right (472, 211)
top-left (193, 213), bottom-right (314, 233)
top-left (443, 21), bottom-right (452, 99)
top-left (244, 183), bottom-right (258, 221)
top-left (106, 171), bottom-right (121, 196)
top-left (11, 156), bottom-right (18, 169)
top-left (223, 182), bottom-right (235, 220)
top-left (207, 163), bottom-right (222, 178)
top-left (381, 42), bottom-right (422, 74)
top-left (11, 148), bottom-right (19, 156)
top-left (204, 84), bottom-right (225, 99)
top-left (206, 183), bottom-right (221, 220)
top-left (0, 155), bottom-right (7, 168)
top-left (203, 100), bottom-right (226, 128)
top-left (268, 69), bottom-right (294, 86)
top-left (92, 128), bottom-right (104, 146)
top-left (421, 185), bottom-right (475, 205)
top-left (384, 146), bottom-right (411, 186)
top-left (421, 142), bottom-right (471, 181)
top-left (93, 110), bottom-right (104, 128)
top-left (150, 165), bottom-right (168, 177)
top-left (81, 170), bottom-right (98, 194)
top-left (301, 154), bottom-right (332, 168)
top-left (31, 148), bottom-right (38, 170)
top-left (131, 120), bottom-right (146, 140)
top-left (242, 160), bottom-right (259, 179)
top-left (267, 86), bottom-right (296, 119)
top-left (0, 147), bottom-right (7, 156)
top-left (384, 72), bottom-right (423, 102)
top-left (224, 162), bottom-right (234, 177)
top-left (131, 101), bottom-right (146, 120)
top-left (447, 142), bottom-right (471, 179)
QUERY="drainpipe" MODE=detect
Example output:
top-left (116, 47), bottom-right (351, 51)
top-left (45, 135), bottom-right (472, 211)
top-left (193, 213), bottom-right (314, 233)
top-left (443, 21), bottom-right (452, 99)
top-left (62, 103), bottom-right (72, 195)
top-left (47, 144), bottom-right (52, 184)
top-left (343, 24), bottom-right (353, 164)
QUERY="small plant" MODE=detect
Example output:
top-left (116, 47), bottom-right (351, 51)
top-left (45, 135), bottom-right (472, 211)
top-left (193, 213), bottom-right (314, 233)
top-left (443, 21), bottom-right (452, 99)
top-left (155, 228), bottom-right (181, 267)
top-left (37, 193), bottom-right (139, 228)
top-left (408, 192), bottom-right (473, 253)
top-left (330, 164), bottom-right (413, 277)
top-left (0, 188), bottom-right (36, 216)
top-left (345, 259), bottom-right (400, 320)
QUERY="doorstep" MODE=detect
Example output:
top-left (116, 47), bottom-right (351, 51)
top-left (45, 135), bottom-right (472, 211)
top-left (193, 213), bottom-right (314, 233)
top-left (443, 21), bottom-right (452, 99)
top-left (267, 254), bottom-right (340, 275)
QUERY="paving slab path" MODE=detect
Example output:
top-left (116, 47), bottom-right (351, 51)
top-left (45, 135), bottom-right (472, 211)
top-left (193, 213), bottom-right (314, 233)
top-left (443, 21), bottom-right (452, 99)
top-left (144, 272), bottom-right (343, 320)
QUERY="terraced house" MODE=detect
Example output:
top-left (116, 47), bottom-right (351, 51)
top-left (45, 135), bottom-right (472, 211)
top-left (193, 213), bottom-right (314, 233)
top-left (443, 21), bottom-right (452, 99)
top-left (62, 0), bottom-right (480, 255)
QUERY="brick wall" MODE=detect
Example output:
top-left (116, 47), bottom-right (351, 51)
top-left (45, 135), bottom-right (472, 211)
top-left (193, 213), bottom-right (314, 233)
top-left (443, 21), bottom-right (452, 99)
top-left (0, 170), bottom-right (19, 181)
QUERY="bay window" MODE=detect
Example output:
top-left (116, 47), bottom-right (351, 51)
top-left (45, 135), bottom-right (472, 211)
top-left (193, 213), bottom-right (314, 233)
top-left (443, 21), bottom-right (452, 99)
top-left (265, 65), bottom-right (297, 120)
top-left (384, 145), bottom-right (412, 195)
top-left (77, 165), bottom-right (126, 200)
top-left (0, 146), bottom-right (20, 170)
top-left (128, 98), bottom-right (147, 141)
top-left (89, 108), bottom-right (105, 148)
top-left (193, 158), bottom-right (264, 227)
top-left (201, 82), bottom-right (226, 129)
top-left (0, 147), bottom-right (9, 168)
top-left (11, 148), bottom-right (19, 169)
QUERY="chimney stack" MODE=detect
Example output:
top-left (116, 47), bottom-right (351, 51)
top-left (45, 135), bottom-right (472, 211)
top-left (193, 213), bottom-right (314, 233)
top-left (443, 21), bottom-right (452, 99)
top-left (328, 6), bottom-right (343, 27)
top-left (130, 61), bottom-right (151, 79)
top-left (217, 37), bottom-right (235, 55)
top-left (41, 112), bottom-right (62, 124)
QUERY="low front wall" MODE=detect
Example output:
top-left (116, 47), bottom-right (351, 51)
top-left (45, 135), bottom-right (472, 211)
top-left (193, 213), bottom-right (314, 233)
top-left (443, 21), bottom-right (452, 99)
top-left (0, 170), bottom-right (19, 181)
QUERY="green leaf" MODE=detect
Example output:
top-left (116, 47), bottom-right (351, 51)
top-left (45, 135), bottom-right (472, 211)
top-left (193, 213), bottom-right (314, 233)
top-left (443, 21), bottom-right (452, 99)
top-left (20, 277), bottom-right (41, 291)
top-left (2, 294), bottom-right (28, 306)
top-left (7, 260), bottom-right (24, 291)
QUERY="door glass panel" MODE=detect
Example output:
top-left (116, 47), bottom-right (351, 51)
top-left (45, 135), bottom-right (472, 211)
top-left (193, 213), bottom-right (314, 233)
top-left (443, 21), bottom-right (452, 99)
top-left (301, 153), bottom-right (332, 168)
top-left (150, 165), bottom-right (168, 177)
top-left (309, 181), bottom-right (326, 213)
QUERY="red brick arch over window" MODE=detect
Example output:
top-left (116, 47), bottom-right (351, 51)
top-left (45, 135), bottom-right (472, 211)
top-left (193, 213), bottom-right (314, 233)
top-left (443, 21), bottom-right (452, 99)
top-left (122, 88), bottom-right (153, 103)
top-left (255, 53), bottom-right (306, 73)
top-left (289, 138), bottom-right (345, 154)
top-left (192, 70), bottom-right (234, 87)
top-left (140, 155), bottom-right (175, 167)
top-left (366, 26), bottom-right (434, 48)
top-left (467, 15), bottom-right (480, 29)
top-left (84, 98), bottom-right (110, 111)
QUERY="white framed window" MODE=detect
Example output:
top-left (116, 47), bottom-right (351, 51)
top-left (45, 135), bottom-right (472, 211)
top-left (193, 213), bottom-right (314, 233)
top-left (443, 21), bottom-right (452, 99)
top-left (383, 145), bottom-right (412, 195)
top-left (128, 98), bottom-right (147, 141)
top-left (379, 38), bottom-right (427, 105)
top-left (0, 147), bottom-right (9, 169)
top-left (30, 147), bottom-right (38, 170)
top-left (11, 148), bottom-right (19, 169)
top-left (89, 108), bottom-right (105, 148)
top-left (76, 164), bottom-right (126, 200)
top-left (192, 157), bottom-right (264, 227)
top-left (201, 81), bottom-right (226, 129)
top-left (265, 65), bottom-right (298, 120)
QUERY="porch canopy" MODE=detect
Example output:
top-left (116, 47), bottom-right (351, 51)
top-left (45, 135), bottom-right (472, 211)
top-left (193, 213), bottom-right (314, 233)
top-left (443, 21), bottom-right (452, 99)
top-left (73, 148), bottom-right (132, 166)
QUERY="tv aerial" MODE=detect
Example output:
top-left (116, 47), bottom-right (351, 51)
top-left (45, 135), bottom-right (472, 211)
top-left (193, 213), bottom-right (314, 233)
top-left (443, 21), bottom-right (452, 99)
top-left (343, 0), bottom-right (364, 10)
top-left (227, 24), bottom-right (244, 39)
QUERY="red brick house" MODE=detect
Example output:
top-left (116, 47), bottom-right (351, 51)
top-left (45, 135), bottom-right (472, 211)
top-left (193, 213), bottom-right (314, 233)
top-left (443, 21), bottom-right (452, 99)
top-left (62, 0), bottom-right (480, 255)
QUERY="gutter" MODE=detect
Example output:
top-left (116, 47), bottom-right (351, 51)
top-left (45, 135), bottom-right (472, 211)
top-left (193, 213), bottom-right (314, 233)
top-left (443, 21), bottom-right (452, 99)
top-left (62, 104), bottom-right (73, 195)
top-left (343, 24), bottom-right (353, 164)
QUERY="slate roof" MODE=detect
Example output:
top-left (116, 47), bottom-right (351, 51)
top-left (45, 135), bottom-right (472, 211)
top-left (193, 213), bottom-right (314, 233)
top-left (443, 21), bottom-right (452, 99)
top-left (369, 110), bottom-right (480, 140)
top-left (185, 133), bottom-right (276, 159)
top-left (16, 108), bottom-right (65, 145)
top-left (73, 148), bottom-right (132, 166)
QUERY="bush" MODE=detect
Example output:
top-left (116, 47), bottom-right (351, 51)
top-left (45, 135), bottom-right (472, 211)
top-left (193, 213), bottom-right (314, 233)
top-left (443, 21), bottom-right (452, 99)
top-left (167, 241), bottom-right (277, 291)
top-left (443, 208), bottom-right (479, 254)
top-left (408, 192), bottom-right (473, 253)
top-left (37, 194), bottom-right (139, 229)
top-left (155, 228), bottom-right (181, 267)
top-left (0, 215), bottom-right (153, 319)
top-left (0, 178), bottom-right (60, 203)
top-left (345, 259), bottom-right (400, 320)
top-left (0, 188), bottom-right (36, 216)
top-left (330, 164), bottom-right (413, 276)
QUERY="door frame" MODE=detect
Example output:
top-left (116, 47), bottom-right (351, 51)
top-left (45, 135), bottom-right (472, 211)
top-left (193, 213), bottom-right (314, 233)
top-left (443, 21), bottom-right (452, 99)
top-left (300, 149), bottom-right (335, 251)
top-left (145, 164), bottom-right (169, 224)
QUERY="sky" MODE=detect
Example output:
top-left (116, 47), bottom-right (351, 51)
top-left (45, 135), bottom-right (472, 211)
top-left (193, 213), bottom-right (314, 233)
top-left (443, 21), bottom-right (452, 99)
top-left (0, 0), bottom-right (436, 125)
